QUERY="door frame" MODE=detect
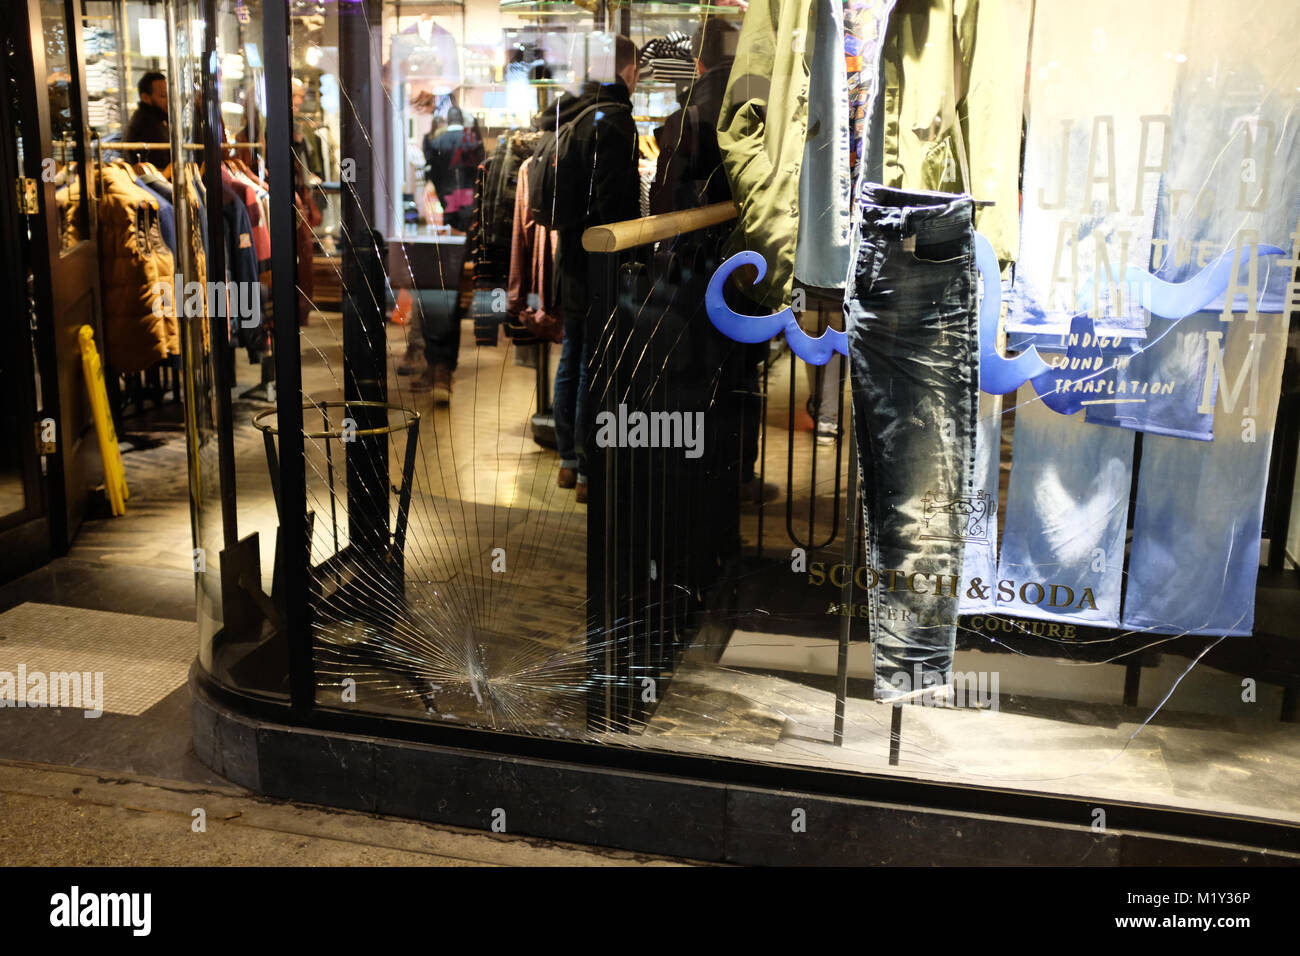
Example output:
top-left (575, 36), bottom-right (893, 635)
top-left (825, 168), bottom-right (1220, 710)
top-left (0, 0), bottom-right (106, 580)
top-left (0, 32), bottom-right (49, 577)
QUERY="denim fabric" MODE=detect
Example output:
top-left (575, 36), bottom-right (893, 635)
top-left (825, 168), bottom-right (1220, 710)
top-left (553, 306), bottom-right (590, 479)
top-left (1123, 311), bottom-right (1290, 635)
top-left (1082, 311), bottom-right (1216, 441)
top-left (996, 389), bottom-right (1133, 628)
top-left (957, 392), bottom-right (1003, 615)
top-left (1082, 3), bottom-right (1300, 439)
top-left (846, 183), bottom-right (979, 701)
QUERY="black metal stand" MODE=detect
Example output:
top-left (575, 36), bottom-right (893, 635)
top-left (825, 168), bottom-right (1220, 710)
top-left (833, 427), bottom-right (856, 746)
top-left (786, 350), bottom-right (846, 551)
top-left (530, 342), bottom-right (556, 448)
top-left (889, 704), bottom-right (903, 766)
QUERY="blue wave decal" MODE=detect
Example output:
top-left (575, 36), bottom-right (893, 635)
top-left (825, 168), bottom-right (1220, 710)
top-left (705, 241), bottom-right (1285, 412)
top-left (705, 252), bottom-right (850, 362)
top-left (974, 232), bottom-right (1052, 395)
top-left (705, 252), bottom-right (797, 344)
top-left (1032, 243), bottom-right (1287, 415)
top-left (1075, 244), bottom-right (1286, 320)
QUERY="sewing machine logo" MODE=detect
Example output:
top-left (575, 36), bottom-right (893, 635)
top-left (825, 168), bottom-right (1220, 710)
top-left (921, 490), bottom-right (993, 544)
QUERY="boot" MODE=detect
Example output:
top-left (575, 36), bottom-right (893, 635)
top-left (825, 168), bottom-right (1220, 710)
top-left (431, 363), bottom-right (452, 404)
top-left (397, 345), bottom-right (427, 376)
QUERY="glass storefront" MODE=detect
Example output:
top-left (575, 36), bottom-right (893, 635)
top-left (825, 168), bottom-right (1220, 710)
top-left (122, 0), bottom-right (1300, 838)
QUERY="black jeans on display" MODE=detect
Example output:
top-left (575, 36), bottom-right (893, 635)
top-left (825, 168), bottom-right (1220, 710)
top-left (845, 184), bottom-right (979, 701)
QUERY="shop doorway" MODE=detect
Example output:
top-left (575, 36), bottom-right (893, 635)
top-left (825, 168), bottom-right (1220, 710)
top-left (0, 0), bottom-right (106, 578)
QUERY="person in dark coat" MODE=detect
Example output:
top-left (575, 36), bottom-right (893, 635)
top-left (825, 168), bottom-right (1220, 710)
top-left (551, 34), bottom-right (642, 502)
top-left (123, 71), bottom-right (170, 170)
top-left (410, 106), bottom-right (485, 403)
top-left (647, 20), bottom-right (774, 504)
top-left (422, 106), bottom-right (484, 232)
top-left (648, 20), bottom-right (737, 215)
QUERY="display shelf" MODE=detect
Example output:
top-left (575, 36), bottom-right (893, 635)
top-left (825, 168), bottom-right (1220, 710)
top-left (499, 1), bottom-right (590, 17)
top-left (432, 79), bottom-right (593, 91)
top-left (388, 0), bottom-right (466, 8)
top-left (616, 2), bottom-right (746, 15)
top-left (501, 0), bottom-right (744, 14)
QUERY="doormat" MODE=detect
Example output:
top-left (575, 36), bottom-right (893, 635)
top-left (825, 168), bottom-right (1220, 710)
top-left (0, 603), bottom-right (193, 716)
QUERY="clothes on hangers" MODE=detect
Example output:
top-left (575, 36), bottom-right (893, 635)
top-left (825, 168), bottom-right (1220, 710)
top-left (507, 156), bottom-right (562, 343)
top-left (464, 158), bottom-right (499, 346)
top-left (470, 130), bottom-right (537, 295)
top-left (134, 165), bottom-right (176, 254)
top-left (877, 0), bottom-right (1029, 265)
top-left (717, 0), bottom-right (831, 309)
top-left (191, 164), bottom-right (210, 264)
top-left (179, 171), bottom-right (211, 354)
top-left (423, 121), bottom-right (485, 232)
top-left (96, 162), bottom-right (177, 373)
top-left (221, 177), bottom-right (265, 360)
top-left (221, 162), bottom-right (271, 265)
top-left (717, 0), bottom-right (1028, 308)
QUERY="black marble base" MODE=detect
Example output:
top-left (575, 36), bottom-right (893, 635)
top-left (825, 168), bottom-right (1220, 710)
top-left (191, 667), bottom-right (1300, 866)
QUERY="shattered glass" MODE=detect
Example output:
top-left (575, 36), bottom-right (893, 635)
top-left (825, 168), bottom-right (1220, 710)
top-left (186, 0), bottom-right (1300, 827)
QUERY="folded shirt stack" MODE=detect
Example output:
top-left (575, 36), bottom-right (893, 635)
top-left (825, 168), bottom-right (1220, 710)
top-left (637, 31), bottom-right (695, 85)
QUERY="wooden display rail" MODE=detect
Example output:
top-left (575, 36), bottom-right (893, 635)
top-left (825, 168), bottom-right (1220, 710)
top-left (581, 200), bottom-right (737, 253)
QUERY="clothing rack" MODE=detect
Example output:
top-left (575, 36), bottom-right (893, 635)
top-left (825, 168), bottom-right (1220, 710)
top-left (94, 140), bottom-right (272, 421)
top-left (99, 141), bottom-right (263, 151)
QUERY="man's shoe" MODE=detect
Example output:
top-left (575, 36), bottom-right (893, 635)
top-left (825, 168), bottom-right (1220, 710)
top-left (410, 365), bottom-right (436, 392)
top-left (431, 364), bottom-right (452, 405)
top-left (739, 476), bottom-right (780, 505)
top-left (558, 467), bottom-right (577, 489)
top-left (575, 480), bottom-right (589, 504)
top-left (397, 347), bottom-right (426, 376)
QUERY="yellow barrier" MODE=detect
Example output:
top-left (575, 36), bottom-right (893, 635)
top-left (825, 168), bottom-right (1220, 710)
top-left (77, 325), bottom-right (129, 516)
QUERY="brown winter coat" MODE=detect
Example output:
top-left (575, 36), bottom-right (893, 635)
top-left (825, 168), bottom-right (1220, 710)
top-left (96, 162), bottom-right (177, 373)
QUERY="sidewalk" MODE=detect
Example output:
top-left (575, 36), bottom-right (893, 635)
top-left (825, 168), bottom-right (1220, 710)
top-left (0, 559), bottom-right (702, 867)
top-left (0, 760), bottom-right (700, 866)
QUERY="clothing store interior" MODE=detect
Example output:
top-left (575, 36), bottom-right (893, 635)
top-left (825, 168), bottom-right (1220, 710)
top-left (4, 0), bottom-right (1300, 832)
